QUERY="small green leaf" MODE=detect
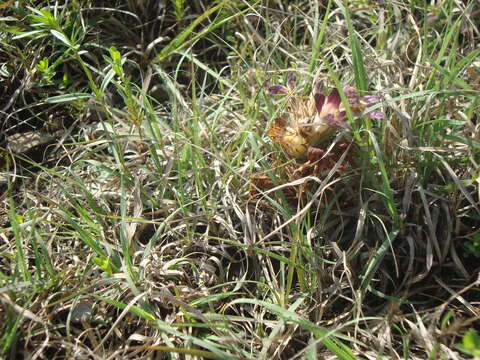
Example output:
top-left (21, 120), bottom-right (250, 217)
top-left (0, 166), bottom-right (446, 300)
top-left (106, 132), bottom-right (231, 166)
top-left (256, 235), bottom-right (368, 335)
top-left (154, 2), bottom-right (224, 63)
top-left (109, 46), bottom-right (122, 64)
top-left (95, 295), bottom-right (156, 322)
top-left (36, 58), bottom-right (49, 71)
top-left (12, 29), bottom-right (45, 39)
top-left (92, 257), bottom-right (115, 275)
top-left (457, 330), bottom-right (480, 359)
top-left (50, 29), bottom-right (73, 47)
top-left (44, 93), bottom-right (91, 103)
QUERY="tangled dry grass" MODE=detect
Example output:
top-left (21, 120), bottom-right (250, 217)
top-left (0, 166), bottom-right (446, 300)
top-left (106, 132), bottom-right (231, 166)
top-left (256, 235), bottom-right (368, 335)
top-left (1, 0), bottom-right (480, 359)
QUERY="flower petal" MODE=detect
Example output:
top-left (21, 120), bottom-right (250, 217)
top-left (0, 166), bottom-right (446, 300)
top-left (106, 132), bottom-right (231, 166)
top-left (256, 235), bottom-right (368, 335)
top-left (323, 114), bottom-right (335, 125)
top-left (366, 110), bottom-right (386, 119)
top-left (313, 93), bottom-right (326, 113)
top-left (361, 95), bottom-right (381, 104)
top-left (287, 73), bottom-right (296, 89)
top-left (344, 86), bottom-right (358, 98)
top-left (323, 113), bottom-right (350, 128)
top-left (268, 85), bottom-right (289, 94)
top-left (327, 88), bottom-right (341, 108)
top-left (344, 89), bottom-right (362, 112)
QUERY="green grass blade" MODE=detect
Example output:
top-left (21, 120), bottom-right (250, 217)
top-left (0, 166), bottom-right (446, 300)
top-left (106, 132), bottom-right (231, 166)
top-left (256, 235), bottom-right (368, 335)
top-left (154, 2), bottom-right (224, 63)
top-left (368, 130), bottom-right (401, 226)
top-left (360, 229), bottom-right (399, 294)
top-left (44, 92), bottom-right (92, 103)
top-left (307, 0), bottom-right (332, 91)
top-left (7, 186), bottom-right (31, 282)
top-left (229, 298), bottom-right (358, 359)
top-left (335, 0), bottom-right (367, 91)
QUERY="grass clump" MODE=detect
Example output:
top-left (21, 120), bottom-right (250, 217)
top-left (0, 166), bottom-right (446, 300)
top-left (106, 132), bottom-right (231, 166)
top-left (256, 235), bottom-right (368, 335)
top-left (1, 0), bottom-right (479, 359)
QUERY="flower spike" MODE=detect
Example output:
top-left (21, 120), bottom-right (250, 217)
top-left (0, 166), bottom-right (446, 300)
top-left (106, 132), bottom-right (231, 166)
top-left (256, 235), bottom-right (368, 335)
top-left (268, 85), bottom-right (289, 94)
top-left (266, 74), bottom-right (385, 159)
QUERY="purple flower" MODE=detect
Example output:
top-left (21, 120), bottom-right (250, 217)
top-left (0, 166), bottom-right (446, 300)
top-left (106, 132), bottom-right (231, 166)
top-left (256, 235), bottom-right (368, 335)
top-left (342, 86), bottom-right (385, 119)
top-left (268, 85), bottom-right (289, 94)
top-left (268, 72), bottom-right (297, 94)
top-left (313, 88), bottom-right (348, 128)
top-left (267, 75), bottom-right (386, 159)
top-left (287, 72), bottom-right (296, 89)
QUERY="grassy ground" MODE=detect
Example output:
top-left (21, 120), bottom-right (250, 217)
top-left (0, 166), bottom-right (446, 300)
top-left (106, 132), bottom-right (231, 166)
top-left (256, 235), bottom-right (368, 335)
top-left (1, 0), bottom-right (480, 359)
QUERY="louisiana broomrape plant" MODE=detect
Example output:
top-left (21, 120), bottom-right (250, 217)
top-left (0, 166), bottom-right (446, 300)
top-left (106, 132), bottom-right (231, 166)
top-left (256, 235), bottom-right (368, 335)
top-left (267, 73), bottom-right (385, 159)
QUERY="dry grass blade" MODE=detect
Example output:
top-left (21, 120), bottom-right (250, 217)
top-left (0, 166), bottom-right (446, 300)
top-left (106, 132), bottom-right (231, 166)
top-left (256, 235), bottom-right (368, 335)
top-left (1, 0), bottom-right (479, 358)
top-left (259, 143), bottom-right (351, 243)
